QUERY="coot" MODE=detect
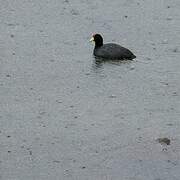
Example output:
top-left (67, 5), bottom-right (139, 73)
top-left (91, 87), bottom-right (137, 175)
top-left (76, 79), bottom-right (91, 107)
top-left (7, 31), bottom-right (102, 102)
top-left (90, 34), bottom-right (136, 60)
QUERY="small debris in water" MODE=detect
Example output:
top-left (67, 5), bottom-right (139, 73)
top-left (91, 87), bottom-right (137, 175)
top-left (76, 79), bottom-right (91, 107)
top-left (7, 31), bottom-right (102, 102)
top-left (7, 23), bottom-right (16, 26)
top-left (10, 34), bottom-right (14, 38)
top-left (146, 57), bottom-right (151, 60)
top-left (56, 100), bottom-right (62, 103)
top-left (160, 81), bottom-right (169, 86)
top-left (39, 111), bottom-right (46, 115)
top-left (162, 39), bottom-right (168, 44)
top-left (109, 95), bottom-right (116, 98)
top-left (166, 123), bottom-right (173, 126)
top-left (63, 0), bottom-right (69, 3)
top-left (71, 9), bottom-right (79, 16)
top-left (172, 48), bottom-right (178, 53)
top-left (53, 160), bottom-right (60, 163)
top-left (6, 74), bottom-right (11, 77)
top-left (172, 92), bottom-right (177, 96)
top-left (166, 17), bottom-right (173, 21)
top-left (157, 138), bottom-right (170, 145)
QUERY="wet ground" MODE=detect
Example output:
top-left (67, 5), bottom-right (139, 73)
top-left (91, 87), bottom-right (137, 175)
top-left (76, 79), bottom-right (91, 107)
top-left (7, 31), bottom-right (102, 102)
top-left (0, 0), bottom-right (180, 179)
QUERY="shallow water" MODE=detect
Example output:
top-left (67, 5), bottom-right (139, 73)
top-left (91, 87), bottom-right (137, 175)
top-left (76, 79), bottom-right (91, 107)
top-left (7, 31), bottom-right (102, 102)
top-left (0, 0), bottom-right (180, 179)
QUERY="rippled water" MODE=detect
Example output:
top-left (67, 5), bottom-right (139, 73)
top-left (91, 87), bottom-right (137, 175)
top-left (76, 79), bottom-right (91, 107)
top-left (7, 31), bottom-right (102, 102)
top-left (0, 0), bottom-right (180, 179)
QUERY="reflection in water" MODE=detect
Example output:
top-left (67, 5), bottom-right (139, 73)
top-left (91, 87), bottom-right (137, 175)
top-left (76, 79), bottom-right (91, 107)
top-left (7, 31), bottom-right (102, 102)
top-left (92, 56), bottom-right (133, 70)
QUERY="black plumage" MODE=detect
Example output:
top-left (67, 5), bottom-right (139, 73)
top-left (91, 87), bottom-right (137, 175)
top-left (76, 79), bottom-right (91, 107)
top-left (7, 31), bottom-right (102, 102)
top-left (90, 34), bottom-right (136, 60)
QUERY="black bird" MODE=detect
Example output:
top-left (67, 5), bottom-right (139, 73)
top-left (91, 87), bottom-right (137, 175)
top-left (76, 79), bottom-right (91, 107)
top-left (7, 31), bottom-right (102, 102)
top-left (90, 34), bottom-right (136, 60)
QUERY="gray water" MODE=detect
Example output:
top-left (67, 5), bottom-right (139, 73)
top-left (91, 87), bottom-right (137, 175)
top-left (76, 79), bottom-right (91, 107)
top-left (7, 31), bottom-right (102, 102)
top-left (0, 0), bottom-right (180, 179)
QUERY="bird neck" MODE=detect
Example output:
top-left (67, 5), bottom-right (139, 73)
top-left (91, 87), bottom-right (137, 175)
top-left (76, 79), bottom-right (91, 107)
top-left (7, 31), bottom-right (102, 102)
top-left (95, 41), bottom-right (103, 48)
